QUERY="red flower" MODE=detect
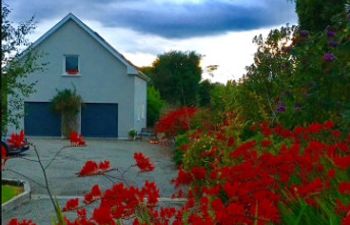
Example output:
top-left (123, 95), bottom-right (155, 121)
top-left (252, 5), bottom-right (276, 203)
top-left (328, 169), bottom-right (336, 179)
top-left (308, 123), bottom-right (323, 133)
top-left (191, 167), bottom-right (206, 180)
top-left (336, 199), bottom-right (350, 215)
top-left (342, 214), bottom-right (350, 225)
top-left (79, 161), bottom-right (99, 176)
top-left (7, 130), bottom-right (25, 149)
top-left (333, 156), bottom-right (350, 170)
top-left (1, 145), bottom-right (7, 170)
top-left (78, 160), bottom-right (112, 176)
top-left (323, 120), bottom-right (334, 129)
top-left (7, 219), bottom-right (36, 225)
top-left (339, 182), bottom-right (350, 195)
top-left (92, 206), bottom-right (115, 225)
top-left (99, 160), bottom-right (111, 171)
top-left (172, 167), bottom-right (192, 187)
top-left (133, 152), bottom-right (154, 172)
top-left (62, 198), bottom-right (79, 212)
top-left (77, 208), bottom-right (87, 218)
top-left (141, 181), bottom-right (159, 206)
top-left (155, 107), bottom-right (197, 137)
top-left (67, 69), bottom-right (79, 75)
top-left (295, 178), bottom-right (324, 198)
top-left (261, 139), bottom-right (272, 148)
top-left (70, 131), bottom-right (86, 146)
top-left (84, 185), bottom-right (102, 204)
top-left (227, 137), bottom-right (235, 147)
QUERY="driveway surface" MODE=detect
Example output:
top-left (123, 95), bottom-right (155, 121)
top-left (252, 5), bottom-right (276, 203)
top-left (2, 138), bottom-right (180, 224)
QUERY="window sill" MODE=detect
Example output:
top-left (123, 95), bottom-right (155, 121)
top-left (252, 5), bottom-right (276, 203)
top-left (62, 74), bottom-right (81, 77)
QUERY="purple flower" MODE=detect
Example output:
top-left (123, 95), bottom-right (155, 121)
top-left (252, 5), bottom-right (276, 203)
top-left (323, 53), bottom-right (336, 62)
top-left (327, 30), bottom-right (336, 38)
top-left (300, 30), bottom-right (309, 38)
top-left (328, 40), bottom-right (338, 48)
top-left (277, 102), bottom-right (286, 113)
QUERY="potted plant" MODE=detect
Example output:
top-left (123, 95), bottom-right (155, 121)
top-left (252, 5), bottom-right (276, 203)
top-left (128, 129), bottom-right (137, 141)
top-left (67, 69), bottom-right (79, 75)
top-left (51, 88), bottom-right (83, 138)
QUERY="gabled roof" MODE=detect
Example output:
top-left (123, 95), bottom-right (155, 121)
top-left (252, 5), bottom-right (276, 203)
top-left (24, 13), bottom-right (149, 81)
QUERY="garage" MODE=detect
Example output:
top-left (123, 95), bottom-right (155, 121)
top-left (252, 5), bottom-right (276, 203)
top-left (81, 103), bottom-right (118, 137)
top-left (24, 102), bottom-right (61, 136)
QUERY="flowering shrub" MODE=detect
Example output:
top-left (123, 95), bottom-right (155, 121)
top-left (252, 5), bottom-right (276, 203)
top-left (173, 121), bottom-right (350, 225)
top-left (60, 152), bottom-right (184, 225)
top-left (155, 107), bottom-right (197, 138)
top-left (5, 126), bottom-right (350, 224)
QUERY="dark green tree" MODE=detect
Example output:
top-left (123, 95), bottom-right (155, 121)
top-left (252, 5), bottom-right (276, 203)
top-left (198, 79), bottom-right (223, 107)
top-left (139, 66), bottom-right (155, 86)
top-left (295, 0), bottom-right (347, 32)
top-left (1, 5), bottom-right (44, 132)
top-left (198, 79), bottom-right (212, 107)
top-left (151, 51), bottom-right (202, 106)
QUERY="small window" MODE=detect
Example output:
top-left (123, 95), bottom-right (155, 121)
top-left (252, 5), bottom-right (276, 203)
top-left (65, 55), bottom-right (79, 75)
top-left (141, 104), bottom-right (145, 119)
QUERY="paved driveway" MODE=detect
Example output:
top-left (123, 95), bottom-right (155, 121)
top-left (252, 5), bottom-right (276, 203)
top-left (2, 138), bottom-right (179, 224)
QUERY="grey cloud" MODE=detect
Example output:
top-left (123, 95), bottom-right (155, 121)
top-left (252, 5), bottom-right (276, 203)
top-left (6, 0), bottom-right (297, 39)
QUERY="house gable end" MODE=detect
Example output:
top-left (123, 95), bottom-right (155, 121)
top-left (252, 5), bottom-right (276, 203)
top-left (22, 13), bottom-right (147, 79)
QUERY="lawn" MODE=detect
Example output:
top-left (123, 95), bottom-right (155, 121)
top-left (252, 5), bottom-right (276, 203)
top-left (1, 184), bottom-right (23, 204)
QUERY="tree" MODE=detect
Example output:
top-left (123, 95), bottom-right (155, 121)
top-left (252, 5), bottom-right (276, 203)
top-left (295, 0), bottom-right (347, 32)
top-left (1, 5), bottom-right (44, 132)
top-left (151, 51), bottom-right (202, 106)
top-left (198, 79), bottom-right (223, 107)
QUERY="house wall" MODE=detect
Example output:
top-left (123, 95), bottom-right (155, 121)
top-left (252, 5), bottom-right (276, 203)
top-left (7, 19), bottom-right (135, 138)
top-left (133, 76), bottom-right (147, 133)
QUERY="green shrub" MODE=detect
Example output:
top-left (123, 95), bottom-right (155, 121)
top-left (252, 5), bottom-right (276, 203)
top-left (147, 86), bottom-right (165, 127)
top-left (173, 133), bottom-right (190, 166)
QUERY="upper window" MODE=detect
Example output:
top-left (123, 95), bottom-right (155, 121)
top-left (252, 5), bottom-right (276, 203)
top-left (65, 55), bottom-right (79, 75)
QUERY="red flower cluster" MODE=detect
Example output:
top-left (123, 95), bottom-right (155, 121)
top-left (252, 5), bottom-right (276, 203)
top-left (8, 121), bottom-right (350, 225)
top-left (84, 185), bottom-right (102, 204)
top-left (67, 69), bottom-right (79, 75)
top-left (7, 130), bottom-right (25, 149)
top-left (155, 107), bottom-right (197, 137)
top-left (7, 219), bottom-right (35, 225)
top-left (62, 198), bottom-right (79, 212)
top-left (70, 131), bottom-right (86, 146)
top-left (133, 152), bottom-right (154, 172)
top-left (63, 181), bottom-right (166, 225)
top-left (78, 160), bottom-right (112, 176)
top-left (172, 121), bottom-right (350, 225)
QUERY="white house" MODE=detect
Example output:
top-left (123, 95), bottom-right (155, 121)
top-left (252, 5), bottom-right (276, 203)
top-left (8, 13), bottom-right (148, 138)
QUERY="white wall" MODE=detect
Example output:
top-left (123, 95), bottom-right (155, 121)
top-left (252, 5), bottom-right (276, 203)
top-left (8, 19), bottom-right (136, 138)
top-left (133, 76), bottom-right (147, 133)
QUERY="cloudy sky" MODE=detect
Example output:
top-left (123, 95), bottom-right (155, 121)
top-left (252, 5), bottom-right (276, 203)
top-left (8, 0), bottom-right (298, 83)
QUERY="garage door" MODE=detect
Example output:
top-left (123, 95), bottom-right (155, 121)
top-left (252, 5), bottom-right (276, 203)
top-left (24, 102), bottom-right (61, 136)
top-left (81, 103), bottom-right (118, 137)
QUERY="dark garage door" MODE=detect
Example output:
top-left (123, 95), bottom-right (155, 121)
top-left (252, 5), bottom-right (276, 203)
top-left (81, 103), bottom-right (118, 137)
top-left (24, 102), bottom-right (61, 136)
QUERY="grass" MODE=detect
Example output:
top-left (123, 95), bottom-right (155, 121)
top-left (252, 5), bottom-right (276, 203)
top-left (1, 184), bottom-right (23, 204)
